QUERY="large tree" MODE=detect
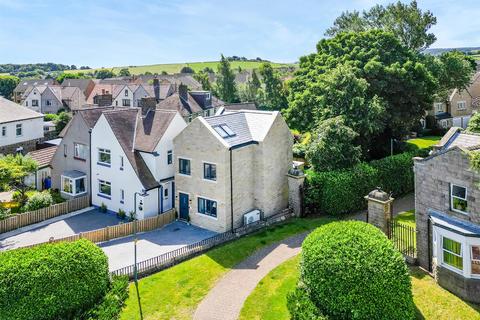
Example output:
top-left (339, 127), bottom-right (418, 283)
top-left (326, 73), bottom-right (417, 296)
top-left (258, 63), bottom-right (288, 110)
top-left (193, 70), bottom-right (213, 92)
top-left (326, 1), bottom-right (437, 51)
top-left (215, 54), bottom-right (239, 103)
top-left (0, 75), bottom-right (20, 100)
top-left (286, 30), bottom-right (437, 158)
top-left (0, 154), bottom-right (37, 206)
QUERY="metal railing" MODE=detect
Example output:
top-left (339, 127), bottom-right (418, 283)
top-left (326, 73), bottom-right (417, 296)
top-left (387, 220), bottom-right (416, 259)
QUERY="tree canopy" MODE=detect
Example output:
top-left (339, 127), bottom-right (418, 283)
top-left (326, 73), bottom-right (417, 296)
top-left (216, 54), bottom-right (239, 103)
top-left (326, 1), bottom-right (437, 51)
top-left (0, 154), bottom-right (38, 205)
top-left (258, 62), bottom-right (288, 110)
top-left (94, 69), bottom-right (116, 79)
top-left (118, 68), bottom-right (131, 77)
top-left (0, 75), bottom-right (20, 100)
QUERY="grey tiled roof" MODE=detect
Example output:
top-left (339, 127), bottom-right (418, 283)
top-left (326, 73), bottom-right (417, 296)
top-left (0, 97), bottom-right (43, 123)
top-left (204, 110), bottom-right (278, 148)
top-left (134, 110), bottom-right (177, 152)
top-left (443, 131), bottom-right (480, 150)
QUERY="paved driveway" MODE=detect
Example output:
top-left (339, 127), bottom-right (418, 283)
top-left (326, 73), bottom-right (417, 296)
top-left (99, 221), bottom-right (217, 272)
top-left (0, 209), bottom-right (122, 250)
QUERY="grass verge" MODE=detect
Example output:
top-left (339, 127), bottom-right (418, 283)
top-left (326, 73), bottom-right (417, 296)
top-left (406, 136), bottom-right (441, 150)
top-left (239, 256), bottom-right (480, 320)
top-left (120, 216), bottom-right (333, 320)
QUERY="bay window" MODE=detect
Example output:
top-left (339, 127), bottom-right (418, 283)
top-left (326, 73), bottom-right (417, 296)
top-left (472, 246), bottom-right (480, 275)
top-left (61, 172), bottom-right (87, 197)
top-left (442, 237), bottom-right (463, 270)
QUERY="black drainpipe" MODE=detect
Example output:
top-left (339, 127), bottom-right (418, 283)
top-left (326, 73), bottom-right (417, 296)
top-left (88, 128), bottom-right (92, 206)
top-left (230, 148), bottom-right (234, 232)
top-left (427, 217), bottom-right (432, 272)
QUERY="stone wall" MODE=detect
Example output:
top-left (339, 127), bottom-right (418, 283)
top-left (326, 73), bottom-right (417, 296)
top-left (0, 138), bottom-right (39, 155)
top-left (437, 266), bottom-right (480, 304)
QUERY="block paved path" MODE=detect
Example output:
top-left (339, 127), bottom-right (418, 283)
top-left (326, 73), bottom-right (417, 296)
top-left (193, 232), bottom-right (307, 320)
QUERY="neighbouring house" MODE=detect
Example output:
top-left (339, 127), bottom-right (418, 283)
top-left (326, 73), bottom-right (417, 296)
top-left (414, 127), bottom-right (480, 303)
top-left (22, 85), bottom-right (63, 114)
top-left (0, 97), bottom-right (44, 155)
top-left (90, 106), bottom-right (187, 219)
top-left (426, 72), bottom-right (480, 129)
top-left (60, 86), bottom-right (87, 110)
top-left (25, 145), bottom-right (57, 191)
top-left (215, 102), bottom-right (256, 115)
top-left (13, 79), bottom-right (58, 103)
top-left (156, 84), bottom-right (217, 122)
top-left (50, 107), bottom-right (113, 200)
top-left (61, 78), bottom-right (95, 100)
top-left (173, 110), bottom-right (293, 233)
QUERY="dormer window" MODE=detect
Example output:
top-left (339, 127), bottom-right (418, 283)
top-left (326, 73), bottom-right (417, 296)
top-left (125, 89), bottom-right (129, 97)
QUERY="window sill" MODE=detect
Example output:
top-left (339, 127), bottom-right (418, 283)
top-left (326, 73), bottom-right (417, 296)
top-left (74, 157), bottom-right (87, 162)
top-left (203, 178), bottom-right (217, 183)
top-left (97, 162), bottom-right (111, 168)
top-left (97, 193), bottom-right (111, 200)
top-left (195, 212), bottom-right (218, 220)
top-left (178, 173), bottom-right (191, 178)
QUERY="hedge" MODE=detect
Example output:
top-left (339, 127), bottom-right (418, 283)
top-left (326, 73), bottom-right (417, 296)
top-left (304, 150), bottom-right (428, 215)
top-left (82, 275), bottom-right (129, 320)
top-left (0, 239), bottom-right (109, 320)
top-left (289, 221), bottom-right (414, 319)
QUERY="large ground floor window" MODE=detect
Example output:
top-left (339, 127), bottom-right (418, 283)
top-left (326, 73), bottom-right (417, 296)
top-left (433, 224), bottom-right (480, 279)
top-left (98, 179), bottom-right (111, 198)
top-left (61, 174), bottom-right (86, 197)
top-left (198, 197), bottom-right (217, 218)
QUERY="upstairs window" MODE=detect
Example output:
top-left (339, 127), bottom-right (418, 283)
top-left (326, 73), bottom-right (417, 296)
top-left (74, 143), bottom-right (87, 160)
top-left (124, 89), bottom-right (129, 97)
top-left (120, 156), bottom-right (124, 170)
top-left (434, 102), bottom-right (443, 113)
top-left (122, 99), bottom-right (131, 107)
top-left (46, 100), bottom-right (52, 106)
top-left (204, 163), bottom-right (216, 181)
top-left (450, 184), bottom-right (468, 214)
top-left (1, 126), bottom-right (6, 137)
top-left (32, 100), bottom-right (39, 107)
top-left (15, 124), bottom-right (22, 136)
top-left (213, 124), bottom-right (236, 138)
top-left (167, 150), bottom-right (173, 165)
top-left (98, 148), bottom-right (111, 166)
top-left (443, 237), bottom-right (463, 270)
top-left (179, 158), bottom-right (191, 175)
top-left (457, 101), bottom-right (467, 110)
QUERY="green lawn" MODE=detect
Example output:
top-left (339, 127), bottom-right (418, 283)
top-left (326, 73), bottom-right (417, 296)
top-left (406, 136), bottom-right (441, 150)
top-left (239, 256), bottom-right (480, 320)
top-left (395, 209), bottom-right (416, 228)
top-left (67, 61), bottom-right (296, 76)
top-left (120, 217), bottom-right (333, 320)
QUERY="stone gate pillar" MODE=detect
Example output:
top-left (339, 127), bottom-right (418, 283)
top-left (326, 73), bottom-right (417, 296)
top-left (364, 188), bottom-right (394, 234)
top-left (287, 161), bottom-right (305, 217)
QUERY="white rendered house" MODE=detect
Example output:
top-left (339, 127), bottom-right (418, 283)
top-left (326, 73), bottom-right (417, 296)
top-left (90, 106), bottom-right (187, 219)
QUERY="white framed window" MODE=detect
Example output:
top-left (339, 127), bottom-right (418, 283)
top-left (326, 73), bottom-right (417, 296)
top-left (98, 148), bottom-right (111, 166)
top-left (61, 175), bottom-right (86, 196)
top-left (471, 245), bottom-right (480, 275)
top-left (98, 180), bottom-right (111, 198)
top-left (442, 237), bottom-right (463, 271)
top-left (32, 99), bottom-right (39, 107)
top-left (450, 184), bottom-right (468, 214)
top-left (198, 197), bottom-right (217, 218)
top-left (74, 143), bottom-right (87, 160)
top-left (434, 102), bottom-right (443, 113)
top-left (15, 124), bottom-right (22, 136)
top-left (457, 101), bottom-right (467, 110)
top-left (167, 150), bottom-right (173, 165)
top-left (1, 126), bottom-right (6, 137)
top-left (120, 189), bottom-right (125, 203)
top-left (122, 99), bottom-right (131, 107)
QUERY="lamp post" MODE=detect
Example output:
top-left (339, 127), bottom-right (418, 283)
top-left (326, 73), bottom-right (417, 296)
top-left (133, 190), bottom-right (148, 320)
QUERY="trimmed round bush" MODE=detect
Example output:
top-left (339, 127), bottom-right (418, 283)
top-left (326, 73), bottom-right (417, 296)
top-left (0, 239), bottom-right (109, 320)
top-left (290, 221), bottom-right (414, 320)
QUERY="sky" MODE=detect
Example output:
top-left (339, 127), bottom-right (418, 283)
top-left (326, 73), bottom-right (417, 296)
top-left (0, 0), bottom-right (479, 68)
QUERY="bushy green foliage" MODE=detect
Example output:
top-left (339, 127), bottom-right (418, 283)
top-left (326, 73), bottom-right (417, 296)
top-left (82, 276), bottom-right (129, 320)
top-left (305, 151), bottom-right (424, 215)
top-left (467, 112), bottom-right (480, 133)
top-left (22, 190), bottom-right (53, 212)
top-left (306, 116), bottom-right (362, 171)
top-left (0, 154), bottom-right (38, 206)
top-left (0, 75), bottom-right (20, 99)
top-left (0, 239), bottom-right (109, 320)
top-left (55, 111), bottom-right (71, 133)
top-left (287, 286), bottom-right (328, 320)
top-left (292, 221), bottom-right (414, 319)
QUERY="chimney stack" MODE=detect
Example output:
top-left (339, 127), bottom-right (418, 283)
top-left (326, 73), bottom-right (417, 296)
top-left (179, 83), bottom-right (188, 102)
top-left (153, 77), bottom-right (160, 102)
top-left (139, 97), bottom-right (156, 117)
top-left (96, 94), bottom-right (113, 107)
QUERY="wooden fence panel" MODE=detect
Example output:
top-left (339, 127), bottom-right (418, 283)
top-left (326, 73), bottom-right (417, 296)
top-left (0, 195), bottom-right (89, 234)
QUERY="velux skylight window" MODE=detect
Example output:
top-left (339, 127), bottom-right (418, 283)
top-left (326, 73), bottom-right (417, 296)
top-left (213, 124), bottom-right (236, 138)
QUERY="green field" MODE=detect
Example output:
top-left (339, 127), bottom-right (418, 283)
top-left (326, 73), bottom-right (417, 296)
top-left (67, 60), bottom-right (296, 75)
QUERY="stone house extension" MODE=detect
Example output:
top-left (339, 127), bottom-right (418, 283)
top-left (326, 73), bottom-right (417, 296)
top-left (414, 127), bottom-right (480, 303)
top-left (426, 72), bottom-right (480, 129)
top-left (173, 110), bottom-right (293, 233)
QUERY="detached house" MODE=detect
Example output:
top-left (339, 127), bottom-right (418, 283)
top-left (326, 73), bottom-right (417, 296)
top-left (414, 127), bottom-right (480, 303)
top-left (90, 106), bottom-right (187, 219)
top-left (22, 85), bottom-right (63, 114)
top-left (427, 72), bottom-right (480, 129)
top-left (0, 97), bottom-right (44, 155)
top-left (173, 110), bottom-right (293, 233)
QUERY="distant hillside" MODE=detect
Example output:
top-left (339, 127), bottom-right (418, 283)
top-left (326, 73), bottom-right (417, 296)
top-left (66, 60), bottom-right (297, 76)
top-left (425, 47), bottom-right (480, 56)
